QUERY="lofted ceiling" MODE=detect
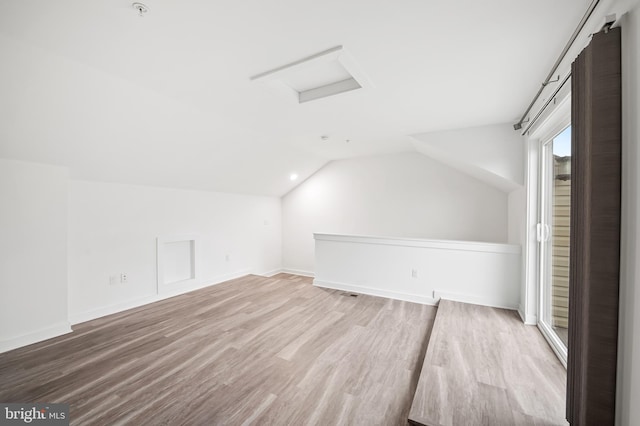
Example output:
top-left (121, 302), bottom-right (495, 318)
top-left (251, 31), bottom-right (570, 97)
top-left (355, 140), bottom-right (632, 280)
top-left (0, 0), bottom-right (591, 196)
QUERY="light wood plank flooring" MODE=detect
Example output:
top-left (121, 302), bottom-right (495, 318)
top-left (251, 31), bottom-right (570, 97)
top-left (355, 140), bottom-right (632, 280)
top-left (0, 273), bottom-right (437, 425)
top-left (409, 300), bottom-right (568, 426)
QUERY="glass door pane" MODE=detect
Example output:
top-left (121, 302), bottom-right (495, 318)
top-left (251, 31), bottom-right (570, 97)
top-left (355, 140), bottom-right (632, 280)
top-left (539, 126), bottom-right (571, 361)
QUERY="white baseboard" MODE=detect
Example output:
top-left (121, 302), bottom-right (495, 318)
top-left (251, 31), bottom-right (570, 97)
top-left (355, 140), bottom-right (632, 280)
top-left (518, 305), bottom-right (538, 325)
top-left (69, 294), bottom-right (158, 325)
top-left (260, 268), bottom-right (315, 278)
top-left (281, 268), bottom-right (315, 277)
top-left (313, 279), bottom-right (437, 305)
top-left (434, 290), bottom-right (519, 311)
top-left (70, 269), bottom-right (253, 325)
top-left (157, 268), bottom-right (253, 299)
top-left (260, 268), bottom-right (284, 278)
top-left (0, 322), bottom-right (72, 354)
top-left (518, 306), bottom-right (526, 323)
top-left (313, 279), bottom-right (519, 311)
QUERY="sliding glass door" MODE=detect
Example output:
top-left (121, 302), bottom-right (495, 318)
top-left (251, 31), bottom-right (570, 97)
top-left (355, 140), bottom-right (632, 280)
top-left (538, 126), bottom-right (571, 362)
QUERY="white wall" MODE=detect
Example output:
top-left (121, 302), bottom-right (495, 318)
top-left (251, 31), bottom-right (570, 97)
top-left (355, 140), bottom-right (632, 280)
top-left (617, 4), bottom-right (640, 424)
top-left (411, 124), bottom-right (525, 192)
top-left (520, 137), bottom-right (543, 325)
top-left (68, 181), bottom-right (282, 323)
top-left (0, 159), bottom-right (70, 352)
top-left (507, 186), bottom-right (528, 321)
top-left (314, 233), bottom-right (521, 309)
top-left (508, 187), bottom-right (526, 246)
top-left (282, 152), bottom-right (508, 274)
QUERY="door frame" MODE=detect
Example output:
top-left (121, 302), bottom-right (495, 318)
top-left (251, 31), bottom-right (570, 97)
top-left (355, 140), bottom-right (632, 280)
top-left (523, 92), bottom-right (571, 367)
top-left (537, 129), bottom-right (570, 366)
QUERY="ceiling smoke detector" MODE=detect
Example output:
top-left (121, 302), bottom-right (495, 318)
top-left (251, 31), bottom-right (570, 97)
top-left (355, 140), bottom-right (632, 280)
top-left (132, 3), bottom-right (149, 17)
top-left (250, 46), bottom-right (371, 104)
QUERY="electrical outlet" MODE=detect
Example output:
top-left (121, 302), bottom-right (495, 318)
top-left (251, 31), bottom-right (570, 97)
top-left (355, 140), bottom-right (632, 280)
top-left (109, 275), bottom-right (118, 286)
top-left (411, 269), bottom-right (418, 278)
top-left (120, 273), bottom-right (128, 283)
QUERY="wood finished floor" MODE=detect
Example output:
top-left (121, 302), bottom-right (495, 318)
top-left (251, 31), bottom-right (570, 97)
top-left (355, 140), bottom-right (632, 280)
top-left (409, 300), bottom-right (568, 426)
top-left (0, 273), bottom-right (437, 425)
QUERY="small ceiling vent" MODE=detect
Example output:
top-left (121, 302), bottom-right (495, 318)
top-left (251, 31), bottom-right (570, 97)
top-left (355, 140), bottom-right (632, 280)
top-left (250, 46), bottom-right (371, 104)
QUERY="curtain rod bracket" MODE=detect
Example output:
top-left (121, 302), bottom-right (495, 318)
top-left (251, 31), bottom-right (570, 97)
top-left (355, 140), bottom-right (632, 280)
top-left (512, 117), bottom-right (530, 131)
top-left (513, 0), bottom-right (601, 132)
top-left (542, 75), bottom-right (561, 87)
top-left (603, 13), bottom-right (617, 33)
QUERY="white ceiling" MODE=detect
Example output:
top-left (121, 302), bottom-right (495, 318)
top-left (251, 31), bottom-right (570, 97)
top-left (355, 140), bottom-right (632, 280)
top-left (0, 0), bottom-right (590, 196)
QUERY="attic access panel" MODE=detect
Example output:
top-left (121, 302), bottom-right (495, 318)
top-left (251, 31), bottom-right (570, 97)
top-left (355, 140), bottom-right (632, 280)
top-left (250, 46), bottom-right (371, 103)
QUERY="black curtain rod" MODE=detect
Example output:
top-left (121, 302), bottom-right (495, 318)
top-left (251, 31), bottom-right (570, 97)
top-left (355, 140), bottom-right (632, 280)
top-left (514, 0), bottom-right (601, 131)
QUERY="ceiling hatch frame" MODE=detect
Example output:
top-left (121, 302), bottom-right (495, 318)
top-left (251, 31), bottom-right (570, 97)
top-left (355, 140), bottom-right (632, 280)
top-left (250, 46), bottom-right (372, 104)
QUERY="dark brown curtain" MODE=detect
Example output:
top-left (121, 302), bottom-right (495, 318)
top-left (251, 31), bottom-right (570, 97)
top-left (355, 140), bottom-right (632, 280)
top-left (567, 27), bottom-right (622, 425)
